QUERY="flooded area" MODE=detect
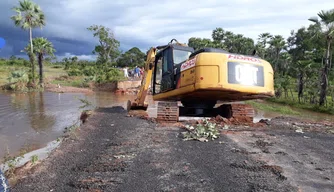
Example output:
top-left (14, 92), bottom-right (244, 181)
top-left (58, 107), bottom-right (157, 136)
top-left (0, 91), bottom-right (132, 161)
top-left (0, 90), bottom-right (333, 163)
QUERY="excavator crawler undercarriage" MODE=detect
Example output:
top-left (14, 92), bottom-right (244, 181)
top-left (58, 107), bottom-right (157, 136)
top-left (156, 101), bottom-right (255, 123)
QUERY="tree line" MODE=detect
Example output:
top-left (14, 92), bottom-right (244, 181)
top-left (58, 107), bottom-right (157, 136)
top-left (5, 0), bottom-right (146, 89)
top-left (188, 9), bottom-right (334, 107)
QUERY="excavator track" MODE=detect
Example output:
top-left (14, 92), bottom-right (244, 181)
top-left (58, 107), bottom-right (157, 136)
top-left (156, 101), bottom-right (179, 123)
top-left (229, 103), bottom-right (255, 122)
top-left (156, 102), bottom-right (255, 123)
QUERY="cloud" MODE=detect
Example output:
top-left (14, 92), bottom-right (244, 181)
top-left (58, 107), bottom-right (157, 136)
top-left (0, 0), bottom-right (333, 59)
top-left (57, 53), bottom-right (97, 61)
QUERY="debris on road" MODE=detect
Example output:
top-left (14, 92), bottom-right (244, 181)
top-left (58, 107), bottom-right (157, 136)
top-left (181, 119), bottom-right (220, 142)
top-left (295, 128), bottom-right (304, 133)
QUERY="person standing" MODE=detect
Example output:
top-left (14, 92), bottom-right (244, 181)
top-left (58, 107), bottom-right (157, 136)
top-left (134, 66), bottom-right (140, 78)
top-left (123, 67), bottom-right (128, 78)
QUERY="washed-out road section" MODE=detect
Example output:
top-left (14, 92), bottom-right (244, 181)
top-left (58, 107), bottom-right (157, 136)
top-left (11, 107), bottom-right (333, 192)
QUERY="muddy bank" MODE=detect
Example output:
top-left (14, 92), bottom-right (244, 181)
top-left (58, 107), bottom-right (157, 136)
top-left (45, 75), bottom-right (141, 94)
top-left (44, 83), bottom-right (94, 93)
top-left (45, 82), bottom-right (141, 95)
top-left (10, 106), bottom-right (314, 192)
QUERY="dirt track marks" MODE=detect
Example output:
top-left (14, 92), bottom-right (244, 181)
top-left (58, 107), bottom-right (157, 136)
top-left (224, 128), bottom-right (334, 192)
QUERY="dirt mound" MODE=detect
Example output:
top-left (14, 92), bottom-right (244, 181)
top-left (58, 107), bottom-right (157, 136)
top-left (206, 115), bottom-right (267, 128)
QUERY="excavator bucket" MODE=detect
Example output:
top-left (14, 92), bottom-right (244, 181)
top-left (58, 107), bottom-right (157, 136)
top-left (127, 100), bottom-right (148, 111)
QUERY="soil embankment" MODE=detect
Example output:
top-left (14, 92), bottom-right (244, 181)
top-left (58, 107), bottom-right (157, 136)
top-left (10, 106), bottom-right (334, 191)
top-left (45, 83), bottom-right (94, 93)
top-left (44, 78), bottom-right (141, 94)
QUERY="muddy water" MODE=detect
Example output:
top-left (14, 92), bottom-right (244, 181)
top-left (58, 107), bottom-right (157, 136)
top-left (0, 90), bottom-right (333, 162)
top-left (0, 91), bottom-right (145, 161)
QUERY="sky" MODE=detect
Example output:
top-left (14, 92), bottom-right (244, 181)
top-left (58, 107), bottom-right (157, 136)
top-left (0, 0), bottom-right (333, 60)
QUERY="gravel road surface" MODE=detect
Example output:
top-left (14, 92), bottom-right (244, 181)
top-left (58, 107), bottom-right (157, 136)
top-left (11, 107), bottom-right (333, 192)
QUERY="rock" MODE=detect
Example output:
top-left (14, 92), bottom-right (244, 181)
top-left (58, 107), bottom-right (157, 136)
top-left (259, 119), bottom-right (270, 125)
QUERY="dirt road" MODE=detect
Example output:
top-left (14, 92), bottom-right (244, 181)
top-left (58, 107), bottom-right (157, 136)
top-left (11, 107), bottom-right (333, 192)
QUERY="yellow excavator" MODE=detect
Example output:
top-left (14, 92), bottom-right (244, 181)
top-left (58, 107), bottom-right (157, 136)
top-left (127, 39), bottom-right (274, 122)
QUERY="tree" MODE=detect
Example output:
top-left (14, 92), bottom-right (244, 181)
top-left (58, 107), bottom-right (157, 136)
top-left (87, 25), bottom-right (120, 64)
top-left (25, 37), bottom-right (55, 87)
top-left (257, 33), bottom-right (272, 58)
top-left (11, 0), bottom-right (46, 83)
top-left (188, 37), bottom-right (216, 50)
top-left (268, 35), bottom-right (286, 72)
top-left (309, 9), bottom-right (334, 106)
top-left (117, 47), bottom-right (146, 67)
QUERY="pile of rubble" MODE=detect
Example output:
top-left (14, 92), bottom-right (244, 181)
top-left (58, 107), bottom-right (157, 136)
top-left (206, 115), bottom-right (268, 128)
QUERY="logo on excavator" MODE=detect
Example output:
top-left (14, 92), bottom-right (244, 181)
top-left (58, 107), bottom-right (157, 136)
top-left (181, 57), bottom-right (196, 72)
top-left (235, 64), bottom-right (258, 85)
top-left (228, 54), bottom-right (261, 64)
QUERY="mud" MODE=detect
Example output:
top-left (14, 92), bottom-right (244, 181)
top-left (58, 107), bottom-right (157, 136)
top-left (11, 106), bottom-right (299, 192)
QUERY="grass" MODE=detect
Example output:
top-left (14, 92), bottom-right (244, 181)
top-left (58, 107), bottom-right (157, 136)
top-left (51, 76), bottom-right (89, 88)
top-left (0, 64), bottom-right (67, 86)
top-left (246, 100), bottom-right (301, 115)
top-left (267, 97), bottom-right (334, 115)
top-left (265, 89), bottom-right (334, 115)
top-left (44, 65), bottom-right (67, 78)
top-left (0, 65), bottom-right (28, 85)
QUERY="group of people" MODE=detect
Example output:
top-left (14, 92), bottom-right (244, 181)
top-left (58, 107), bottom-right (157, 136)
top-left (122, 66), bottom-right (144, 79)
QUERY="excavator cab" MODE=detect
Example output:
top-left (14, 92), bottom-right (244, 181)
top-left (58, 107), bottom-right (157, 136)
top-left (152, 44), bottom-right (194, 95)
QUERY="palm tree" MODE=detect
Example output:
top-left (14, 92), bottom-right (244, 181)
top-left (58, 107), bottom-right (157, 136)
top-left (269, 35), bottom-right (286, 72)
top-left (309, 9), bottom-right (334, 106)
top-left (257, 33), bottom-right (272, 58)
top-left (11, 0), bottom-right (46, 83)
top-left (25, 37), bottom-right (55, 87)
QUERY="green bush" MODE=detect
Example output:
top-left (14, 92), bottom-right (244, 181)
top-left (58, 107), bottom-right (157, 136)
top-left (6, 69), bottom-right (30, 91)
top-left (7, 69), bottom-right (29, 83)
top-left (51, 65), bottom-right (63, 69)
top-left (67, 68), bottom-right (82, 76)
top-left (82, 66), bottom-right (96, 76)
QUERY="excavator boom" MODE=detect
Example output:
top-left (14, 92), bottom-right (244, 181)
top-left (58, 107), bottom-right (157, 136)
top-left (127, 47), bottom-right (156, 111)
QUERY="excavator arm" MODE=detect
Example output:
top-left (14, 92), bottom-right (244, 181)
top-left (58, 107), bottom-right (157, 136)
top-left (127, 47), bottom-right (157, 111)
top-left (127, 39), bottom-right (187, 112)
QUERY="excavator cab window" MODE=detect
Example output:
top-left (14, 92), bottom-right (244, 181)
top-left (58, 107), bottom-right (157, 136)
top-left (153, 46), bottom-right (174, 94)
top-left (153, 58), bottom-right (162, 94)
top-left (153, 45), bottom-right (194, 95)
top-left (173, 49), bottom-right (191, 65)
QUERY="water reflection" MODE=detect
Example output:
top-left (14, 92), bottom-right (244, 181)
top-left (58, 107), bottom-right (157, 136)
top-left (0, 91), bottom-right (85, 160)
top-left (29, 92), bottom-right (56, 132)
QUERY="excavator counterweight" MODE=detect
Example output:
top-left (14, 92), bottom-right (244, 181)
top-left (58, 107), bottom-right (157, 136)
top-left (127, 39), bottom-right (275, 123)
